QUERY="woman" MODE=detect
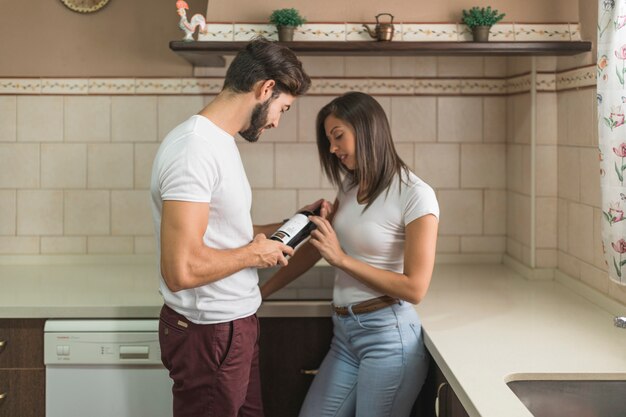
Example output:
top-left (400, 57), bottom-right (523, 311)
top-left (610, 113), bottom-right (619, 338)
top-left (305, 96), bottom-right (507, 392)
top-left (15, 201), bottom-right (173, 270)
top-left (261, 91), bottom-right (439, 417)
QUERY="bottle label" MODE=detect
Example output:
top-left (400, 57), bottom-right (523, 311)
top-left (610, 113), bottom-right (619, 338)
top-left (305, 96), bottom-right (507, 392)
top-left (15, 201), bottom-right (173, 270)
top-left (270, 213), bottom-right (309, 244)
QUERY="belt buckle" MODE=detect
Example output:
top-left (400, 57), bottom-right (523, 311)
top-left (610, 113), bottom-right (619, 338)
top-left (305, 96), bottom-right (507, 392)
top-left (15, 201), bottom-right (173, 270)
top-left (332, 304), bottom-right (348, 316)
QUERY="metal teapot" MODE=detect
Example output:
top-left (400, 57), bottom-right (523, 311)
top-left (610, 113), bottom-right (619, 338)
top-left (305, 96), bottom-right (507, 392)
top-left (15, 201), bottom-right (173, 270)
top-left (362, 13), bottom-right (395, 41)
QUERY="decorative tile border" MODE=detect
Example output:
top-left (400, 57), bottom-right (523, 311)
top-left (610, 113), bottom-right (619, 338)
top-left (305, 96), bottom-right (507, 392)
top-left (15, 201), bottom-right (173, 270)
top-left (487, 24), bottom-right (516, 42)
top-left (0, 79), bottom-right (42, 94)
top-left (569, 23), bottom-right (581, 41)
top-left (0, 66), bottom-right (596, 96)
top-left (308, 78), bottom-right (370, 95)
top-left (197, 24), bottom-right (234, 42)
top-left (368, 78), bottom-right (414, 95)
top-left (233, 24), bottom-right (277, 41)
top-left (460, 79), bottom-right (507, 94)
top-left (401, 24), bottom-right (458, 41)
top-left (536, 73), bottom-right (557, 92)
top-left (135, 79), bottom-right (184, 94)
top-left (294, 24), bottom-right (346, 41)
top-left (513, 24), bottom-right (572, 41)
top-left (41, 79), bottom-right (89, 94)
top-left (180, 78), bottom-right (222, 94)
top-left (88, 79), bottom-right (136, 94)
top-left (506, 74), bottom-right (532, 94)
top-left (194, 22), bottom-right (579, 42)
top-left (414, 79), bottom-right (462, 95)
top-left (556, 65), bottom-right (596, 90)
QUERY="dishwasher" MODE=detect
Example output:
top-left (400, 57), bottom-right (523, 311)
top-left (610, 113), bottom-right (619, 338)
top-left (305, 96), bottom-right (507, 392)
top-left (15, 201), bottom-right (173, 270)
top-left (44, 319), bottom-right (173, 417)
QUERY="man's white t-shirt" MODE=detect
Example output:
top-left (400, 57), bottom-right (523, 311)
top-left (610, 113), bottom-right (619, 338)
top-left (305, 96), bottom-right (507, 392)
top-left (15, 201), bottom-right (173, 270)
top-left (150, 115), bottom-right (260, 324)
top-left (332, 171), bottom-right (440, 306)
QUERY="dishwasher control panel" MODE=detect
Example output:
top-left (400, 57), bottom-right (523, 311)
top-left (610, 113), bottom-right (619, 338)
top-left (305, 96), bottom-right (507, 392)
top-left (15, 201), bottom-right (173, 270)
top-left (44, 320), bottom-right (163, 365)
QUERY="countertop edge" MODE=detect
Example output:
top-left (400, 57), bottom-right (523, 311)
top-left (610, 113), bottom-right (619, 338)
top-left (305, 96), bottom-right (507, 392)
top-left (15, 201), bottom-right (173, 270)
top-left (423, 331), bottom-right (482, 417)
top-left (0, 301), bottom-right (335, 319)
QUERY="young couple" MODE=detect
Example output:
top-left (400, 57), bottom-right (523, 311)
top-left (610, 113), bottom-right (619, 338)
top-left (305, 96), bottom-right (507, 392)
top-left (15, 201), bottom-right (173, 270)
top-left (150, 37), bottom-right (439, 417)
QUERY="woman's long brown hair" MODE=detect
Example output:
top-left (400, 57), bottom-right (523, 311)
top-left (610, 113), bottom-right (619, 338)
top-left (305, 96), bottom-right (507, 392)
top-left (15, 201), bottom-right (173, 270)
top-left (316, 91), bottom-right (409, 210)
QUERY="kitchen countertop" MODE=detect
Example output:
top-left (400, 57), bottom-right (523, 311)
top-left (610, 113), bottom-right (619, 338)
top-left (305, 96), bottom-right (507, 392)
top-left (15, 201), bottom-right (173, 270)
top-left (1, 258), bottom-right (626, 417)
top-left (416, 263), bottom-right (626, 417)
top-left (0, 257), bottom-right (332, 318)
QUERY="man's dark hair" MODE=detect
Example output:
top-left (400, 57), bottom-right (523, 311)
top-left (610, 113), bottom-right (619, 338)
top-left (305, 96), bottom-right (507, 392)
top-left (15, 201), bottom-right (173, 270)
top-left (223, 37), bottom-right (311, 96)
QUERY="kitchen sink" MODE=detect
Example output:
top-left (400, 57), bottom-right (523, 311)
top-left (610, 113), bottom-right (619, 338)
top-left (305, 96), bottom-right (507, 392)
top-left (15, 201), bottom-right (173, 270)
top-left (507, 379), bottom-right (626, 417)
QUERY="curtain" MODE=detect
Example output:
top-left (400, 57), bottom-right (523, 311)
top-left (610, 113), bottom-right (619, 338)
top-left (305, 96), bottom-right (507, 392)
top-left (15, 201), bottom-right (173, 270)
top-left (598, 0), bottom-right (626, 284)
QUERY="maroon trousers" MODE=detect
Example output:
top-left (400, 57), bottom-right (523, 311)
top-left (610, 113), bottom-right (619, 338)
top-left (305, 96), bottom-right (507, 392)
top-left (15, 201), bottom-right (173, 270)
top-left (159, 304), bottom-right (264, 417)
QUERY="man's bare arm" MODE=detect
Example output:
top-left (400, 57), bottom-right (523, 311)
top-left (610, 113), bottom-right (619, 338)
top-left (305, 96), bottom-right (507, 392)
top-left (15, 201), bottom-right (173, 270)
top-left (160, 200), bottom-right (293, 292)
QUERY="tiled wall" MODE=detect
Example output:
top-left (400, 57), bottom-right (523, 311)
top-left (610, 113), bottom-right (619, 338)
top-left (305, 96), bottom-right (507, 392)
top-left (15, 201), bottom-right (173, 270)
top-left (505, 91), bottom-right (558, 269)
top-left (555, 57), bottom-right (626, 305)
top-left (503, 53), bottom-right (626, 306)
top-left (506, 77), bottom-right (559, 269)
top-left (0, 56), bottom-right (510, 264)
top-left (503, 57), bottom-right (588, 272)
top-left (5, 54), bottom-right (623, 303)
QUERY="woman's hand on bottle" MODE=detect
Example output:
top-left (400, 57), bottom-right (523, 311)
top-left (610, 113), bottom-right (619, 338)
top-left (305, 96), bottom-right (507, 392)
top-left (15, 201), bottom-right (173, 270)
top-left (308, 216), bottom-right (346, 267)
top-left (299, 199), bottom-right (333, 219)
top-left (248, 234), bottom-right (293, 268)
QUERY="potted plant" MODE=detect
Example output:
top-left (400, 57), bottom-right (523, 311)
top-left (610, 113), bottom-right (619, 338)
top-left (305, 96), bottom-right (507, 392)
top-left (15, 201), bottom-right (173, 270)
top-left (461, 6), bottom-right (505, 42)
top-left (269, 8), bottom-right (306, 42)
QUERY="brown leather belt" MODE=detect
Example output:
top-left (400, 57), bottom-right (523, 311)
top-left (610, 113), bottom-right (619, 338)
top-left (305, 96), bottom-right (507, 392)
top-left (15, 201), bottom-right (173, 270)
top-left (332, 295), bottom-right (400, 316)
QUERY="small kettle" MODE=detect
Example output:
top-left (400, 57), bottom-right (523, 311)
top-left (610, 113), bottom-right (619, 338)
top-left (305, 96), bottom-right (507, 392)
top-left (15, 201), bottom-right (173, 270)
top-left (362, 13), bottom-right (395, 41)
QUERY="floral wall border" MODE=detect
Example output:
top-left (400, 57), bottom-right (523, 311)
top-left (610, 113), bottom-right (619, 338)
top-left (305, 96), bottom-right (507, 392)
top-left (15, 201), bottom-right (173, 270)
top-left (0, 65), bottom-right (596, 96)
top-left (196, 22), bottom-right (580, 42)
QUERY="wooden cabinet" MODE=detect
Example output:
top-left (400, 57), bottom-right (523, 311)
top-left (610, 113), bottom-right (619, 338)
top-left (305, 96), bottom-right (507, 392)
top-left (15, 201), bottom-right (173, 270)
top-left (0, 370), bottom-right (44, 417)
top-left (259, 317), bottom-right (333, 417)
top-left (412, 354), bottom-right (469, 417)
top-left (437, 382), bottom-right (470, 417)
top-left (258, 318), bottom-right (469, 417)
top-left (0, 319), bottom-right (45, 417)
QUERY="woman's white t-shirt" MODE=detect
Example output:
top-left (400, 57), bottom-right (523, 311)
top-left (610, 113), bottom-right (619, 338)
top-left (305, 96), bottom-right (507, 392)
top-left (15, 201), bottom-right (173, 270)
top-left (332, 171), bottom-right (439, 306)
top-left (151, 115), bottom-right (260, 324)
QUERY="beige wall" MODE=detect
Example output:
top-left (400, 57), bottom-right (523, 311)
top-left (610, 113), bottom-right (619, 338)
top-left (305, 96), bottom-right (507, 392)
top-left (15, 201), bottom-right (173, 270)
top-left (0, 0), bottom-right (205, 77)
top-left (578, 0), bottom-right (599, 60)
top-left (2, 1), bottom-right (579, 77)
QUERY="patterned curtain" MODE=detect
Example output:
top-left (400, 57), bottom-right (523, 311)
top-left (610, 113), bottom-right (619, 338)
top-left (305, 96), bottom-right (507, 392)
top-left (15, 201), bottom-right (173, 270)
top-left (598, 0), bottom-right (626, 284)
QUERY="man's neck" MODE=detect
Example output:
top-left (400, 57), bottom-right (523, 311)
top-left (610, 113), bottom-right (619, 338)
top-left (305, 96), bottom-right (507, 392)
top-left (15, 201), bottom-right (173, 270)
top-left (198, 91), bottom-right (253, 137)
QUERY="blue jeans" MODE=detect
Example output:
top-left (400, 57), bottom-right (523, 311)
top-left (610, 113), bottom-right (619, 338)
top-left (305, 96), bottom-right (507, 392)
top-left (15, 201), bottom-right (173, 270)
top-left (299, 301), bottom-right (428, 417)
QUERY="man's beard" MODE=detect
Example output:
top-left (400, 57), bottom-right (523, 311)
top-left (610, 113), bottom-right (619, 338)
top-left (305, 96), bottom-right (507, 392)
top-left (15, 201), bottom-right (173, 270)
top-left (239, 97), bottom-right (273, 143)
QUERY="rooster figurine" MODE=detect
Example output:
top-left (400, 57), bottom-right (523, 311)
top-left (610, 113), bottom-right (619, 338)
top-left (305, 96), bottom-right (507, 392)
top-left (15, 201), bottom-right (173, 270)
top-left (176, 0), bottom-right (208, 42)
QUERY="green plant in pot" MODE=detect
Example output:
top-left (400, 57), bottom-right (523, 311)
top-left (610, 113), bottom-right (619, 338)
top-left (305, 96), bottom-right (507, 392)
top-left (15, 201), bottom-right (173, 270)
top-left (269, 8), bottom-right (306, 42)
top-left (461, 6), bottom-right (505, 42)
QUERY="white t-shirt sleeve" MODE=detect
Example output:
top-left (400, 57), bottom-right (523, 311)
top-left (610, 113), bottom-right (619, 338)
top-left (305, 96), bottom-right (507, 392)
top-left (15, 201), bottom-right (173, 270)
top-left (403, 180), bottom-right (440, 225)
top-left (160, 135), bottom-right (219, 203)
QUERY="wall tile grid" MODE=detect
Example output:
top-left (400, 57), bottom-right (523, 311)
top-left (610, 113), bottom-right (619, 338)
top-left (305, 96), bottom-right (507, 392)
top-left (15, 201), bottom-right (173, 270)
top-left (555, 76), bottom-right (623, 304)
top-left (505, 59), bottom-right (597, 269)
top-left (0, 51), bottom-right (607, 300)
top-left (0, 63), bottom-right (596, 252)
top-left (0, 58), bottom-right (521, 259)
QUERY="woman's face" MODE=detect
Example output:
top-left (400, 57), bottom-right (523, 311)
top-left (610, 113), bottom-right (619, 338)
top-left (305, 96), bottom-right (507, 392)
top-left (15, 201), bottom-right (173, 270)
top-left (324, 114), bottom-right (356, 170)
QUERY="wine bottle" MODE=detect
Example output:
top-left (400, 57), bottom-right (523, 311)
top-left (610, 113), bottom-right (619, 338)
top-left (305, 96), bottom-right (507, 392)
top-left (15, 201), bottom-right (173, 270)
top-left (270, 206), bottom-right (321, 249)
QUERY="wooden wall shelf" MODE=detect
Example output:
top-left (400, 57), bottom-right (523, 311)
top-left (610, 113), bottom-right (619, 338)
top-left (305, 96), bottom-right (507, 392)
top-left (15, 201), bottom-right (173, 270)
top-left (170, 40), bottom-right (592, 67)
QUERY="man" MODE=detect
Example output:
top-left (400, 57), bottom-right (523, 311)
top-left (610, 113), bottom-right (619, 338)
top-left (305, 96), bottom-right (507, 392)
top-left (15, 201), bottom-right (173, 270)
top-left (150, 38), bottom-right (313, 417)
